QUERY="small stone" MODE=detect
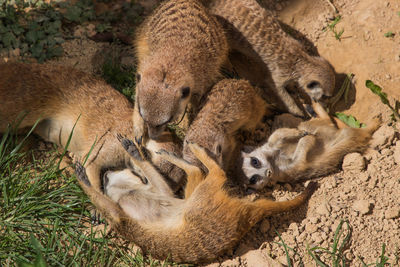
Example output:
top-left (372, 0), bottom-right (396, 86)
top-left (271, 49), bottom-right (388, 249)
top-left (360, 172), bottom-right (370, 182)
top-left (342, 153), bottom-right (366, 172)
top-left (385, 74), bottom-right (392, 80)
top-left (394, 141), bottom-right (400, 164)
top-left (316, 201), bottom-right (331, 216)
top-left (385, 208), bottom-right (400, 219)
top-left (305, 223), bottom-right (318, 233)
top-left (309, 217), bottom-right (319, 224)
top-left (243, 250), bottom-right (284, 267)
top-left (221, 258), bottom-right (240, 267)
top-left (353, 200), bottom-right (372, 215)
top-left (381, 148), bottom-right (393, 156)
top-left (260, 219), bottom-right (270, 233)
top-left (370, 125), bottom-right (396, 149)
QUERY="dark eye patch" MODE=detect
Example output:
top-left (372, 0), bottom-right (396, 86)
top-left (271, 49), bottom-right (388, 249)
top-left (250, 157), bottom-right (261, 169)
top-left (307, 81), bottom-right (320, 90)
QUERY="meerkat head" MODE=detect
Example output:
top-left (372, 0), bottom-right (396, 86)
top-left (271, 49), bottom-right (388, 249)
top-left (296, 56), bottom-right (336, 102)
top-left (102, 169), bottom-right (143, 202)
top-left (241, 146), bottom-right (275, 190)
top-left (136, 61), bottom-right (195, 140)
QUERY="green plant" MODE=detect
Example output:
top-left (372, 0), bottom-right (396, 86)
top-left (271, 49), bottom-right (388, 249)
top-left (366, 80), bottom-right (400, 121)
top-left (335, 113), bottom-right (365, 128)
top-left (307, 220), bottom-right (352, 267)
top-left (101, 59), bottom-right (136, 101)
top-left (384, 31), bottom-right (395, 38)
top-left (324, 15), bottom-right (344, 41)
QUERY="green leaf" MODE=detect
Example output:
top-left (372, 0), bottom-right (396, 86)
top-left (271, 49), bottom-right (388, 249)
top-left (25, 30), bottom-right (39, 44)
top-left (1, 31), bottom-right (17, 48)
top-left (384, 31), bottom-right (395, 38)
top-left (366, 80), bottom-right (389, 105)
top-left (64, 5), bottom-right (82, 22)
top-left (335, 113), bottom-right (363, 128)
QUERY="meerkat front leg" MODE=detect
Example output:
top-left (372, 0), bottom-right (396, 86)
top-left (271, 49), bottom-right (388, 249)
top-left (156, 149), bottom-right (204, 199)
top-left (118, 135), bottom-right (174, 197)
top-left (268, 128), bottom-right (309, 149)
top-left (133, 100), bottom-right (146, 146)
top-left (286, 135), bottom-right (317, 173)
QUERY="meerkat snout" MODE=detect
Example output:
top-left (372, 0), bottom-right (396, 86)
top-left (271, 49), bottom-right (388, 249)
top-left (137, 66), bottom-right (193, 140)
top-left (297, 57), bottom-right (336, 102)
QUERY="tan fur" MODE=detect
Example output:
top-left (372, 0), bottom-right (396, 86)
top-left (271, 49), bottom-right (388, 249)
top-left (0, 62), bottom-right (185, 192)
top-left (202, 0), bottom-right (335, 116)
top-left (133, 0), bottom-right (229, 140)
top-left (242, 102), bottom-right (380, 189)
top-left (183, 79), bottom-right (273, 177)
top-left (76, 140), bottom-right (316, 264)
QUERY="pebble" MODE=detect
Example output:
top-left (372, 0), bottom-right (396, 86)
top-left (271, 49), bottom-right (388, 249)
top-left (353, 200), bottom-right (372, 215)
top-left (371, 125), bottom-right (396, 149)
top-left (243, 250), bottom-right (283, 267)
top-left (385, 208), bottom-right (400, 219)
top-left (316, 201), bottom-right (331, 216)
top-left (393, 141), bottom-right (400, 164)
top-left (342, 153), bottom-right (366, 172)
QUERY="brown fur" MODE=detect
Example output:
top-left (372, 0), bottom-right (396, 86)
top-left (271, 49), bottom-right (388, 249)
top-left (75, 139), bottom-right (316, 264)
top-left (133, 0), bottom-right (229, 140)
top-left (242, 102), bottom-right (380, 189)
top-left (202, 0), bottom-right (336, 116)
top-left (183, 79), bottom-right (273, 181)
top-left (0, 62), bottom-right (185, 192)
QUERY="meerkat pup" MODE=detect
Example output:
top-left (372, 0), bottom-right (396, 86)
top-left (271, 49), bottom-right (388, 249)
top-left (75, 137), bottom-right (316, 264)
top-left (133, 0), bottom-right (229, 141)
top-left (202, 0), bottom-right (335, 117)
top-left (241, 102), bottom-right (380, 190)
top-left (0, 62), bottom-right (185, 192)
top-left (183, 79), bottom-right (273, 179)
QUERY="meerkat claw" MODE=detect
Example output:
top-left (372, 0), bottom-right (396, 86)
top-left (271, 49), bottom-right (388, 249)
top-left (75, 162), bottom-right (91, 186)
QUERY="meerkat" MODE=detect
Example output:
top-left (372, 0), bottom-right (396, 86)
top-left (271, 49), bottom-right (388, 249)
top-left (241, 102), bottom-right (380, 190)
top-left (0, 62), bottom-right (185, 192)
top-left (133, 0), bottom-right (229, 141)
top-left (183, 79), bottom-right (274, 179)
top-left (201, 0), bottom-right (335, 117)
top-left (75, 137), bottom-right (316, 263)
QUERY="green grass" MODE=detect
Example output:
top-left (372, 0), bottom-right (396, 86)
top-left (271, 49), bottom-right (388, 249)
top-left (101, 58), bottom-right (137, 102)
top-left (274, 220), bottom-right (399, 267)
top-left (384, 31), bottom-right (395, 38)
top-left (366, 80), bottom-right (400, 121)
top-left (324, 15), bottom-right (344, 41)
top-left (0, 123), bottom-right (171, 266)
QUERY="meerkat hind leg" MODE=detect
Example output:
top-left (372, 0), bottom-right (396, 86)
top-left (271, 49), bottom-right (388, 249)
top-left (156, 149), bottom-right (204, 199)
top-left (75, 163), bottom-right (123, 224)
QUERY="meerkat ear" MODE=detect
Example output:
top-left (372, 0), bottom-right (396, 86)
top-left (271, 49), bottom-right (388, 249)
top-left (242, 145), bottom-right (254, 154)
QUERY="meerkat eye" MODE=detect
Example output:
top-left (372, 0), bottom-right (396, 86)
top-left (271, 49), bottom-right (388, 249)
top-left (249, 175), bottom-right (261, 184)
top-left (181, 87), bottom-right (190, 99)
top-left (250, 157), bottom-right (261, 169)
top-left (136, 73), bottom-right (141, 82)
top-left (306, 81), bottom-right (320, 90)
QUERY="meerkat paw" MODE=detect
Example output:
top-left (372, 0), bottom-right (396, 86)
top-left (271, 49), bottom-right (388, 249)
top-left (117, 134), bottom-right (144, 161)
top-left (75, 162), bottom-right (91, 187)
top-left (133, 120), bottom-right (146, 146)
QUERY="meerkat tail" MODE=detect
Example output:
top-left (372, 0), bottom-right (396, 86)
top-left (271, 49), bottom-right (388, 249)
top-left (251, 181), bottom-right (316, 216)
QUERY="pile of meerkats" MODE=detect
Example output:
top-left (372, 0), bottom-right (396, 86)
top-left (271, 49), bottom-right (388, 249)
top-left (0, 0), bottom-right (380, 264)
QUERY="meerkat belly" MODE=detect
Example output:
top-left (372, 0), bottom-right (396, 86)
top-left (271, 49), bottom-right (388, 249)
top-left (34, 116), bottom-right (86, 154)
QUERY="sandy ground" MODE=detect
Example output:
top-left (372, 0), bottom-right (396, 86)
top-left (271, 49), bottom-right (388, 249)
top-left (3, 0), bottom-right (399, 266)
